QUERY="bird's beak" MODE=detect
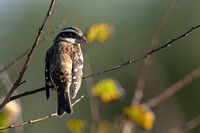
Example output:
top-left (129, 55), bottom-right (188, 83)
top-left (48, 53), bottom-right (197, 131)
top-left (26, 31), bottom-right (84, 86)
top-left (78, 36), bottom-right (87, 44)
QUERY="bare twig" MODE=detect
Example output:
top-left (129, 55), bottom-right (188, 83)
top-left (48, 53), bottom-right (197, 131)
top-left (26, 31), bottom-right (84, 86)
top-left (131, 0), bottom-right (178, 105)
top-left (145, 66), bottom-right (200, 108)
top-left (71, 95), bottom-right (85, 106)
top-left (0, 95), bottom-right (84, 130)
top-left (4, 24), bottom-right (200, 103)
top-left (0, 0), bottom-right (55, 111)
top-left (0, 20), bottom-right (66, 75)
top-left (83, 24), bottom-right (200, 79)
top-left (10, 86), bottom-right (49, 101)
top-left (163, 115), bottom-right (200, 133)
top-left (0, 113), bottom-right (56, 130)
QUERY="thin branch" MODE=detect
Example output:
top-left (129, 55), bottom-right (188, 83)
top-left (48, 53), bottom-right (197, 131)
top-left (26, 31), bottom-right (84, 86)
top-left (5, 24), bottom-right (200, 103)
top-left (0, 95), bottom-right (84, 130)
top-left (0, 20), bottom-right (66, 75)
top-left (145, 66), bottom-right (200, 108)
top-left (83, 24), bottom-right (200, 79)
top-left (0, 113), bottom-right (56, 130)
top-left (0, 0), bottom-right (55, 111)
top-left (131, 0), bottom-right (178, 106)
top-left (163, 115), bottom-right (200, 133)
top-left (71, 95), bottom-right (85, 107)
top-left (10, 86), bottom-right (48, 101)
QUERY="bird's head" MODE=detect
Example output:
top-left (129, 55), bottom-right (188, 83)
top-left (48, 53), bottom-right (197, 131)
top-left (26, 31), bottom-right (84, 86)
top-left (54, 27), bottom-right (87, 45)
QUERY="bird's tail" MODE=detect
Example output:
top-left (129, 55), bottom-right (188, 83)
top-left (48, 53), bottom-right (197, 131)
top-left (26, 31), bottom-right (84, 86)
top-left (57, 83), bottom-right (72, 116)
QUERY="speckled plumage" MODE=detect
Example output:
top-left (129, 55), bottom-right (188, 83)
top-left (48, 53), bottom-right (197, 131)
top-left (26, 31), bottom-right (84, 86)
top-left (45, 27), bottom-right (87, 116)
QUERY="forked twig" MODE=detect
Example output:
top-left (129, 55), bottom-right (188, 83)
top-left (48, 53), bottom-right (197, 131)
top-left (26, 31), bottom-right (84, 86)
top-left (5, 24), bottom-right (200, 104)
top-left (0, 0), bottom-right (55, 111)
top-left (0, 2), bottom-right (199, 131)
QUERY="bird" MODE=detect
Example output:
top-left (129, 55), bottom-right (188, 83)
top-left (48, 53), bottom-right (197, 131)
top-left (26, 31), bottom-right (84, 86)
top-left (45, 27), bottom-right (87, 116)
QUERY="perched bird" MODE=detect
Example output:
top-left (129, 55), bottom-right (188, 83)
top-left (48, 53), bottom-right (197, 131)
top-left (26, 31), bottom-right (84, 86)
top-left (45, 27), bottom-right (87, 116)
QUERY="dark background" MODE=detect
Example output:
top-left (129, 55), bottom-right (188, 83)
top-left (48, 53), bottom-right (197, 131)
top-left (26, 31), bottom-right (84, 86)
top-left (0, 0), bottom-right (200, 132)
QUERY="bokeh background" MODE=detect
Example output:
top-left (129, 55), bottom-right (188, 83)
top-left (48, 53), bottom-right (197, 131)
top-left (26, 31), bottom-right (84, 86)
top-left (0, 0), bottom-right (200, 133)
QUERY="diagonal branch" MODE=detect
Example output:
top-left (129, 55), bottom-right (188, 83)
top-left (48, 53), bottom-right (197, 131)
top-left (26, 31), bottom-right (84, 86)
top-left (163, 115), bottom-right (200, 133)
top-left (0, 0), bottom-right (55, 111)
top-left (10, 86), bottom-right (47, 101)
top-left (0, 95), bottom-right (84, 130)
top-left (131, 0), bottom-right (178, 106)
top-left (145, 66), bottom-right (200, 108)
top-left (5, 24), bottom-right (200, 104)
top-left (83, 24), bottom-right (200, 79)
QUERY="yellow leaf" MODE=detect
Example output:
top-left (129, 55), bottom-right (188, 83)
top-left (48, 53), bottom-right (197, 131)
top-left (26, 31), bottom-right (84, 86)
top-left (92, 78), bottom-right (124, 103)
top-left (86, 23), bottom-right (114, 44)
top-left (66, 119), bottom-right (86, 132)
top-left (123, 104), bottom-right (155, 130)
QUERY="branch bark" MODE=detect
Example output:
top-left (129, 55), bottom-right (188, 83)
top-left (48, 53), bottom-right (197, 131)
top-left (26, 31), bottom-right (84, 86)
top-left (0, 0), bottom-right (55, 111)
top-left (0, 95), bottom-right (84, 130)
top-left (145, 66), bottom-right (200, 108)
top-left (131, 0), bottom-right (178, 106)
top-left (5, 24), bottom-right (200, 104)
top-left (83, 24), bottom-right (200, 79)
top-left (163, 115), bottom-right (200, 133)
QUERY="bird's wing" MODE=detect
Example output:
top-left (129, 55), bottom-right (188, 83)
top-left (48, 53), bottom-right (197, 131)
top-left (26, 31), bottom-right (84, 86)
top-left (45, 49), bottom-right (51, 99)
top-left (71, 54), bottom-right (83, 99)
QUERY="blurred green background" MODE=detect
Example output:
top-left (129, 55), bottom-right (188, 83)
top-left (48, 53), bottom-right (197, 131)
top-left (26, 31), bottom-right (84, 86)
top-left (0, 0), bottom-right (200, 133)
